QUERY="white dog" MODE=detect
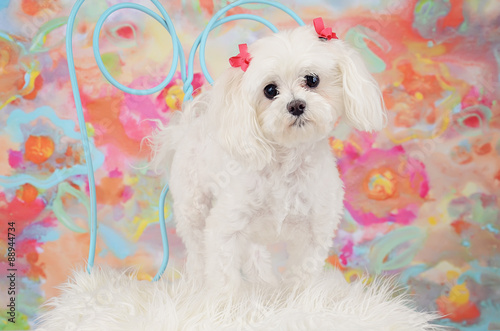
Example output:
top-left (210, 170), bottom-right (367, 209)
top-left (149, 19), bottom-right (386, 290)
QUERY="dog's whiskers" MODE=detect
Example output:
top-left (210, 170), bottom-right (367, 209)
top-left (290, 117), bottom-right (307, 128)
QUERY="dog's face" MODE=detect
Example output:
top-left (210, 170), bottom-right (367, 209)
top-left (245, 27), bottom-right (345, 147)
top-left (210, 25), bottom-right (386, 169)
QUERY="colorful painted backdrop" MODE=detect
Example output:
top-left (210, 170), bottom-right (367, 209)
top-left (1, 0), bottom-right (499, 329)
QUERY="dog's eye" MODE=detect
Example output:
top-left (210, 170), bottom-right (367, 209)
top-left (305, 74), bottom-right (320, 88)
top-left (264, 84), bottom-right (279, 100)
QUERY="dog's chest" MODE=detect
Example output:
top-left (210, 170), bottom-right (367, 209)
top-left (267, 173), bottom-right (313, 218)
top-left (247, 160), bottom-right (334, 242)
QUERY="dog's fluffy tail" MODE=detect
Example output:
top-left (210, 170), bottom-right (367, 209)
top-left (146, 92), bottom-right (209, 177)
top-left (145, 115), bottom-right (178, 177)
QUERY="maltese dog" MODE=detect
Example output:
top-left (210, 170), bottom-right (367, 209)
top-left (150, 18), bottom-right (386, 290)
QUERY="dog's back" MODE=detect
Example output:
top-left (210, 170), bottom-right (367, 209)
top-left (148, 91), bottom-right (211, 179)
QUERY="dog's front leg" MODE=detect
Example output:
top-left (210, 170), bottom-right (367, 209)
top-left (203, 207), bottom-right (250, 291)
top-left (283, 216), bottom-right (335, 283)
top-left (241, 243), bottom-right (278, 285)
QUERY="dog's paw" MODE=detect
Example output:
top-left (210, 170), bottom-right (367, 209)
top-left (282, 268), bottom-right (322, 288)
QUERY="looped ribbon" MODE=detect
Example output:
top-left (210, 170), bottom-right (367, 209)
top-left (313, 17), bottom-right (338, 41)
top-left (229, 43), bottom-right (252, 72)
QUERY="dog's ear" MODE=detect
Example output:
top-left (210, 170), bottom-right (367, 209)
top-left (336, 40), bottom-right (387, 132)
top-left (209, 68), bottom-right (273, 170)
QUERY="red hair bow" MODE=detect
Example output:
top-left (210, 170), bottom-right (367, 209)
top-left (229, 44), bottom-right (252, 72)
top-left (313, 17), bottom-right (338, 41)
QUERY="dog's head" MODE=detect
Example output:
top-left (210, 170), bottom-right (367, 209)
top-left (210, 21), bottom-right (387, 169)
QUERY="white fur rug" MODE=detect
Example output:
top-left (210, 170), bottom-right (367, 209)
top-left (36, 266), bottom-right (442, 331)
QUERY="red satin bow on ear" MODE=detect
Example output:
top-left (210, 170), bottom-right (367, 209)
top-left (229, 44), bottom-right (252, 72)
top-left (313, 17), bottom-right (338, 40)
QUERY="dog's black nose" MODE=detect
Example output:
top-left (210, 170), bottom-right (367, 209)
top-left (287, 99), bottom-right (306, 116)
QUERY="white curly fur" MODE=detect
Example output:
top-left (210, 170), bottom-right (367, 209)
top-left (34, 26), bottom-right (444, 331)
top-left (148, 25), bottom-right (387, 290)
top-left (35, 266), bottom-right (443, 331)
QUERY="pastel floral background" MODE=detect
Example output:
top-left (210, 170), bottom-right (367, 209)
top-left (1, 0), bottom-right (499, 330)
